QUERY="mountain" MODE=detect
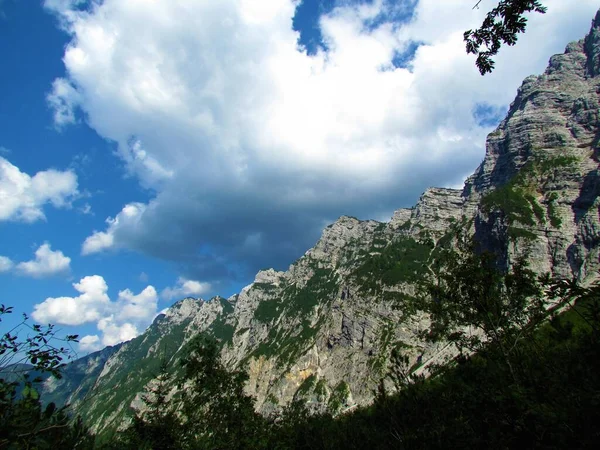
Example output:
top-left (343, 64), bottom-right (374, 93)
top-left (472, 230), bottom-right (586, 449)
top-left (43, 12), bottom-right (600, 439)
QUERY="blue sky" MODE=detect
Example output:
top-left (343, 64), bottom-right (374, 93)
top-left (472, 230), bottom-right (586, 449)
top-left (1, 0), bottom-right (598, 354)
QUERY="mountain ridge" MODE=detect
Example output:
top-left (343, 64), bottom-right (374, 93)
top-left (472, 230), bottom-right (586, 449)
top-left (42, 12), bottom-right (600, 438)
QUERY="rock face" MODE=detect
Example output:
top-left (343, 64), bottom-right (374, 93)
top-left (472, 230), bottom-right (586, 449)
top-left (47, 13), bottom-right (600, 438)
top-left (465, 11), bottom-right (600, 280)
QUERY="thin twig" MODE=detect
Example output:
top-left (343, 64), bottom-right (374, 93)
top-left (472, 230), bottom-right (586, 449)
top-left (17, 423), bottom-right (70, 438)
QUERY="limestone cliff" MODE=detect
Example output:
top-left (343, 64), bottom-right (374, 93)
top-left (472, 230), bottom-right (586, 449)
top-left (466, 11), bottom-right (600, 280)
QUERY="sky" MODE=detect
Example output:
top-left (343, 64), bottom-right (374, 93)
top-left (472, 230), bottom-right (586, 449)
top-left (0, 0), bottom-right (598, 355)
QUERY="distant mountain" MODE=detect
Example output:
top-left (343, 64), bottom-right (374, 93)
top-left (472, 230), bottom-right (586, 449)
top-left (43, 10), bottom-right (600, 439)
top-left (1, 364), bottom-right (34, 383)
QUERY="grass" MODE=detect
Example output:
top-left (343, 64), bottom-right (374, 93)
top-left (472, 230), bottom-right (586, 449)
top-left (250, 317), bottom-right (323, 369)
top-left (285, 266), bottom-right (339, 316)
top-left (315, 379), bottom-right (328, 401)
top-left (482, 184), bottom-right (540, 227)
top-left (246, 269), bottom-right (336, 366)
top-left (80, 320), bottom-right (190, 442)
top-left (368, 322), bottom-right (396, 376)
top-left (207, 316), bottom-right (235, 346)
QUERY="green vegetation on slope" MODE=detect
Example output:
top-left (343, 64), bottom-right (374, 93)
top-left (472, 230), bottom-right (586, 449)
top-left (250, 265), bottom-right (339, 367)
top-left (80, 319), bottom-right (190, 442)
top-left (353, 237), bottom-right (434, 294)
top-left (0, 305), bottom-right (94, 449)
top-left (482, 154), bottom-right (579, 238)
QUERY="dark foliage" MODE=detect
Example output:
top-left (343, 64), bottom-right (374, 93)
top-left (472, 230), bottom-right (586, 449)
top-left (0, 305), bottom-right (93, 449)
top-left (419, 241), bottom-right (552, 385)
top-left (1, 304), bottom-right (79, 378)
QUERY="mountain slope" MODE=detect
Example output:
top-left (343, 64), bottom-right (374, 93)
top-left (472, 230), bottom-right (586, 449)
top-left (45, 11), bottom-right (600, 438)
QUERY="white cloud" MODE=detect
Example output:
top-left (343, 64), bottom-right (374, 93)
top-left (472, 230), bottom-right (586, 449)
top-left (161, 277), bottom-right (211, 300)
top-left (46, 0), bottom-right (600, 281)
top-left (81, 202), bottom-right (144, 255)
top-left (32, 274), bottom-right (160, 352)
top-left (117, 286), bottom-right (158, 321)
top-left (32, 275), bottom-right (110, 325)
top-left (16, 243), bottom-right (71, 278)
top-left (81, 230), bottom-right (113, 255)
top-left (0, 256), bottom-right (13, 273)
top-left (79, 334), bottom-right (102, 352)
top-left (0, 156), bottom-right (78, 222)
top-left (79, 202), bottom-right (93, 215)
top-left (97, 317), bottom-right (139, 347)
top-left (47, 78), bottom-right (82, 129)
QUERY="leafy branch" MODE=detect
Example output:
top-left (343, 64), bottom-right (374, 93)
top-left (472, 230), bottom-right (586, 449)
top-left (465, 0), bottom-right (547, 74)
top-left (1, 304), bottom-right (79, 379)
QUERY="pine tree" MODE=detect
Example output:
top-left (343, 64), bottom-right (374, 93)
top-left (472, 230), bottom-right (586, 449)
top-left (129, 359), bottom-right (180, 450)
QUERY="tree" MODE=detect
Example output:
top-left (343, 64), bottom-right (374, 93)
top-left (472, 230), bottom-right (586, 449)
top-left (125, 359), bottom-right (181, 450)
top-left (465, 0), bottom-right (547, 74)
top-left (420, 242), bottom-right (550, 382)
top-left (1, 304), bottom-right (79, 377)
top-left (177, 336), bottom-right (267, 449)
top-left (117, 336), bottom-right (268, 449)
top-left (0, 304), bottom-right (93, 449)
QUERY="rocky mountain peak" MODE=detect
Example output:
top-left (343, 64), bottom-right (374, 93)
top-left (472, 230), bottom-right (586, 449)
top-left (306, 215), bottom-right (383, 266)
top-left (253, 268), bottom-right (285, 285)
top-left (411, 188), bottom-right (464, 232)
top-left (164, 297), bottom-right (204, 324)
top-left (389, 207), bottom-right (412, 229)
top-left (465, 16), bottom-right (600, 202)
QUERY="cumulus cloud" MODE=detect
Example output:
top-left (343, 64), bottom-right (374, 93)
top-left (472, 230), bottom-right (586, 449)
top-left (97, 317), bottom-right (139, 347)
top-left (0, 256), bottom-right (13, 273)
top-left (81, 202), bottom-right (143, 255)
top-left (78, 334), bottom-right (101, 352)
top-left (161, 277), bottom-right (211, 300)
top-left (0, 156), bottom-right (78, 222)
top-left (45, 0), bottom-right (600, 284)
top-left (117, 286), bottom-right (159, 321)
top-left (0, 244), bottom-right (70, 278)
top-left (32, 274), bottom-right (161, 352)
top-left (32, 275), bottom-right (110, 325)
top-left (16, 243), bottom-right (71, 278)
